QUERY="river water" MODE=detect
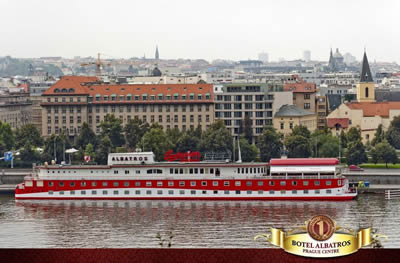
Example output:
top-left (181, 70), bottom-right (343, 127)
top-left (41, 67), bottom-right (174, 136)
top-left (0, 194), bottom-right (398, 248)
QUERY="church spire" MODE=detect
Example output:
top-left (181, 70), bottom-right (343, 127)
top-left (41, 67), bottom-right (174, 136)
top-left (155, 45), bottom-right (159, 60)
top-left (360, 51), bottom-right (373, 82)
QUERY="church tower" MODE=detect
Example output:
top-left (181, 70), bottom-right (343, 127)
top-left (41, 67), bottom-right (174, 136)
top-left (155, 45), bottom-right (159, 60)
top-left (356, 51), bottom-right (375, 102)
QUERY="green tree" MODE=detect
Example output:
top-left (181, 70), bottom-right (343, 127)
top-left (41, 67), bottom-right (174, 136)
top-left (258, 126), bottom-right (282, 162)
top-left (41, 133), bottom-right (71, 164)
top-left (198, 120), bottom-right (233, 155)
top-left (75, 122), bottom-right (97, 150)
top-left (100, 114), bottom-right (125, 147)
top-left (311, 131), bottom-right (340, 158)
top-left (370, 140), bottom-right (398, 168)
top-left (387, 116), bottom-right (400, 149)
top-left (347, 127), bottom-right (362, 143)
top-left (285, 135), bottom-right (311, 158)
top-left (291, 125), bottom-right (311, 139)
top-left (124, 118), bottom-right (149, 150)
top-left (0, 121), bottom-right (15, 150)
top-left (340, 130), bottom-right (347, 148)
top-left (19, 142), bottom-right (41, 163)
top-left (142, 128), bottom-right (174, 161)
top-left (371, 124), bottom-right (385, 146)
top-left (95, 136), bottom-right (113, 164)
top-left (166, 127), bottom-right (182, 149)
top-left (345, 140), bottom-right (368, 165)
top-left (84, 143), bottom-right (95, 159)
top-left (238, 137), bottom-right (258, 162)
top-left (243, 115), bottom-right (253, 144)
top-left (15, 124), bottom-right (43, 149)
top-left (176, 133), bottom-right (200, 152)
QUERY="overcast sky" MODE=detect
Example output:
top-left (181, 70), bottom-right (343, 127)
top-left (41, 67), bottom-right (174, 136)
top-left (1, 0), bottom-right (399, 63)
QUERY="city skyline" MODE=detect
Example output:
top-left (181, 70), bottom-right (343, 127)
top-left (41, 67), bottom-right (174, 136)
top-left (1, 0), bottom-right (399, 63)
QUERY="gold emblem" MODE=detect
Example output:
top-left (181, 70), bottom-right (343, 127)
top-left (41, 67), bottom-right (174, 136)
top-left (307, 215), bottom-right (336, 241)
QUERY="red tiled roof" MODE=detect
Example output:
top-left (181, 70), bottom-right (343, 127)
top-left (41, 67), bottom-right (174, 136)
top-left (42, 76), bottom-right (214, 103)
top-left (346, 101), bottom-right (400, 117)
top-left (327, 118), bottom-right (349, 128)
top-left (42, 76), bottom-right (99, 95)
top-left (283, 81), bottom-right (316, 93)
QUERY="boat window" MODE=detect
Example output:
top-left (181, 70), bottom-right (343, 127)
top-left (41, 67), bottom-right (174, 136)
top-left (303, 181), bottom-right (309, 186)
top-left (326, 181), bottom-right (332, 186)
top-left (201, 181), bottom-right (207, 186)
top-left (92, 182), bottom-right (97, 187)
top-left (157, 182), bottom-right (163, 186)
top-left (124, 190), bottom-right (129, 195)
top-left (269, 190), bottom-right (274, 194)
top-left (242, 168), bottom-right (244, 173)
top-left (224, 190), bottom-right (229, 194)
top-left (247, 190), bottom-right (252, 194)
top-left (136, 170), bottom-right (140, 174)
top-left (195, 168), bottom-right (198, 174)
top-left (70, 182), bottom-right (75, 187)
top-left (103, 190), bottom-right (108, 195)
top-left (125, 170), bottom-right (129, 174)
top-left (179, 181), bottom-right (185, 186)
top-left (236, 190), bottom-right (241, 194)
top-left (70, 191), bottom-right (75, 195)
top-left (59, 182), bottom-right (64, 187)
top-left (315, 190), bottom-right (320, 194)
top-left (135, 190), bottom-right (140, 195)
top-left (175, 168), bottom-right (179, 174)
top-left (246, 181), bottom-right (252, 186)
top-left (202, 190), bottom-right (207, 194)
top-left (135, 182), bottom-right (141, 186)
top-left (190, 168), bottom-right (193, 174)
top-left (258, 181), bottom-right (263, 186)
top-left (180, 190), bottom-right (185, 195)
top-left (191, 190), bottom-right (196, 195)
top-left (338, 180), bottom-right (341, 186)
top-left (269, 181), bottom-right (274, 186)
top-left (200, 168), bottom-right (204, 174)
top-left (292, 190), bottom-right (297, 194)
top-left (213, 181), bottom-right (218, 186)
top-left (170, 168), bottom-right (173, 174)
top-left (210, 168), bottom-right (214, 174)
top-left (168, 181), bottom-right (174, 186)
top-left (238, 168), bottom-right (240, 174)
top-left (180, 169), bottom-right (184, 174)
top-left (246, 168), bottom-right (248, 173)
top-left (113, 182), bottom-right (119, 187)
top-left (146, 182), bottom-right (152, 186)
top-left (124, 182), bottom-right (129, 187)
top-left (190, 181), bottom-right (196, 186)
top-left (292, 181), bottom-right (297, 186)
top-left (250, 168), bottom-right (252, 173)
top-left (48, 191), bottom-right (53, 195)
top-left (59, 191), bottom-right (64, 195)
top-left (168, 190), bottom-right (174, 195)
top-left (224, 181), bottom-right (230, 186)
top-left (147, 169), bottom-right (153, 174)
top-left (81, 191), bottom-right (86, 195)
top-left (48, 182), bottom-right (54, 187)
top-left (92, 190), bottom-right (97, 195)
top-left (280, 181), bottom-right (286, 186)
top-left (214, 190), bottom-right (218, 194)
top-left (327, 189), bottom-right (332, 194)
top-left (258, 168), bottom-right (261, 173)
top-left (314, 181), bottom-right (320, 186)
top-left (146, 190), bottom-right (152, 195)
top-left (113, 190), bottom-right (119, 195)
top-left (235, 181), bottom-right (241, 186)
top-left (102, 182), bottom-right (108, 187)
top-left (81, 182), bottom-right (86, 187)
top-left (258, 190), bottom-right (264, 194)
top-left (280, 190), bottom-right (286, 194)
top-left (114, 170), bottom-right (118, 174)
top-left (304, 190), bottom-right (309, 194)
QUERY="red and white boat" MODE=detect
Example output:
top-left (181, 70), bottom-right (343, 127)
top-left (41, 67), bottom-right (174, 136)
top-left (15, 151), bottom-right (357, 201)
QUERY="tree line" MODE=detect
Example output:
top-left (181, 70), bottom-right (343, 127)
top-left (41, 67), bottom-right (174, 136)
top-left (1, 114), bottom-right (400, 167)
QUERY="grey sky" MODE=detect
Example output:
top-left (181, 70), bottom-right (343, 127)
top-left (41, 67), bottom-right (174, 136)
top-left (1, 0), bottom-right (399, 63)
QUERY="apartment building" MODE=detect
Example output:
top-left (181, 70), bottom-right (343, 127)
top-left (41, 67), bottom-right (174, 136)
top-left (284, 80), bottom-right (316, 112)
top-left (41, 76), bottom-right (214, 137)
top-left (0, 92), bottom-right (32, 129)
top-left (273, 104), bottom-right (317, 137)
top-left (213, 82), bottom-right (290, 143)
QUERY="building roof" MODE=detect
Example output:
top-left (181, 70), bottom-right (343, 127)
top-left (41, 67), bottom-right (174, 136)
top-left (274, 104), bottom-right (315, 117)
top-left (360, 51), bottom-right (373, 82)
top-left (327, 118), bottom-right (349, 128)
top-left (283, 81), bottom-right (316, 93)
top-left (42, 76), bottom-right (214, 103)
top-left (345, 101), bottom-right (400, 117)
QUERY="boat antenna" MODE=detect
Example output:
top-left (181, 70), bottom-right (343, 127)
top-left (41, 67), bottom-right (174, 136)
top-left (237, 138), bottom-right (242, 163)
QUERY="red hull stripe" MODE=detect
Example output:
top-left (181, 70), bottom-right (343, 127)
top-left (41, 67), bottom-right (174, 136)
top-left (15, 196), bottom-right (356, 201)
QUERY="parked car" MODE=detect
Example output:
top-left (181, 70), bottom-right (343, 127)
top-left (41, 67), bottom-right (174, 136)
top-left (348, 165), bottom-right (364, 171)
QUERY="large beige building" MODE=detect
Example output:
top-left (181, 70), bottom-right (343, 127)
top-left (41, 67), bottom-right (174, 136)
top-left (0, 92), bottom-right (32, 129)
top-left (41, 76), bottom-right (214, 137)
top-left (273, 104), bottom-right (317, 137)
top-left (327, 51), bottom-right (400, 143)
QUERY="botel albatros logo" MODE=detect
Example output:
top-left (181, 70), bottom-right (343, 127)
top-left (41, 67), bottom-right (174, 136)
top-left (255, 215), bottom-right (387, 258)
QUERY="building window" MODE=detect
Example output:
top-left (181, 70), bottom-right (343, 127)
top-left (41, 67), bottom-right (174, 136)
top-left (280, 123), bottom-right (284, 129)
top-left (304, 103), bottom-right (311, 109)
top-left (365, 87), bottom-right (369, 98)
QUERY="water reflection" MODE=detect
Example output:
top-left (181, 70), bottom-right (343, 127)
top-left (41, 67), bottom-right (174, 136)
top-left (0, 195), bottom-right (399, 248)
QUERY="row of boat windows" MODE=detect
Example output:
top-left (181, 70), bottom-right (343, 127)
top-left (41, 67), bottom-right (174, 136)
top-left (44, 179), bottom-right (340, 187)
top-left (48, 189), bottom-right (335, 195)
